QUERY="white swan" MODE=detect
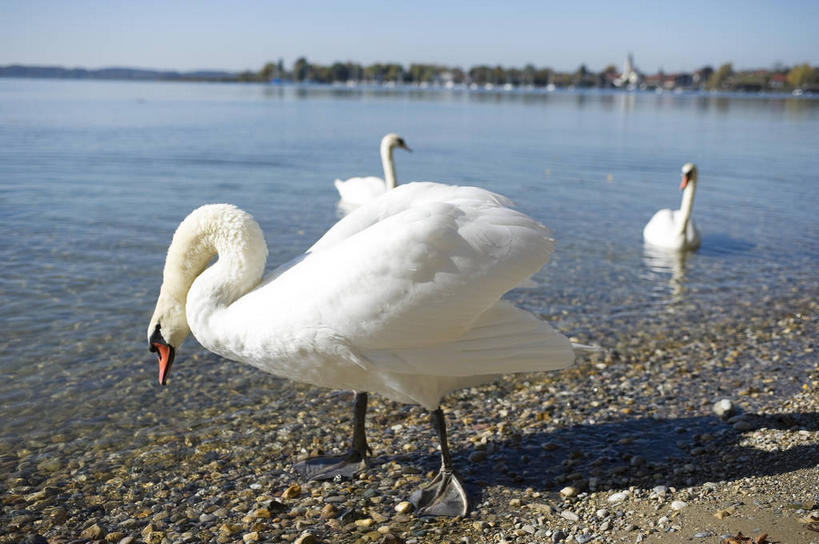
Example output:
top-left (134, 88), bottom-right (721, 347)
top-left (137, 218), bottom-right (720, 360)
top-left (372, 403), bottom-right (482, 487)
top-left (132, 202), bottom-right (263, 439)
top-left (334, 133), bottom-right (411, 210)
top-left (147, 182), bottom-right (582, 516)
top-left (643, 163), bottom-right (701, 250)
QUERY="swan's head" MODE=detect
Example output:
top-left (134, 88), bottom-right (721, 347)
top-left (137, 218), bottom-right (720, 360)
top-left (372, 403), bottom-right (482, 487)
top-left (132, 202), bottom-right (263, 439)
top-left (147, 291), bottom-right (190, 386)
top-left (680, 163), bottom-right (698, 190)
top-left (382, 133), bottom-right (412, 153)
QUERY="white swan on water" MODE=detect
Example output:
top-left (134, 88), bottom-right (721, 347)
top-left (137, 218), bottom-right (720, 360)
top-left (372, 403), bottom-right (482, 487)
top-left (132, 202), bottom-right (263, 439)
top-left (147, 182), bottom-right (586, 516)
top-left (643, 163), bottom-right (701, 251)
top-left (334, 133), bottom-right (411, 211)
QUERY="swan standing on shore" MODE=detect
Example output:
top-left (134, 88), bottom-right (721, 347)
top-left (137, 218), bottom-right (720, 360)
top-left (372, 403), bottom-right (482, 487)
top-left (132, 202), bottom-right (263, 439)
top-left (334, 133), bottom-right (411, 210)
top-left (147, 182), bottom-right (581, 516)
top-left (643, 163), bottom-right (701, 250)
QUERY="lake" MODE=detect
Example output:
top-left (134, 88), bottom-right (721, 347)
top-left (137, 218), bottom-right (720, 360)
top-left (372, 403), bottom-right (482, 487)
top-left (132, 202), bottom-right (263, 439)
top-left (0, 78), bottom-right (817, 450)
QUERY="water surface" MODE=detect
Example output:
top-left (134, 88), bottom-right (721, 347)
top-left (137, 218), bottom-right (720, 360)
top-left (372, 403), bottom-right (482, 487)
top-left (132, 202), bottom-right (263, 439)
top-left (1, 79), bottom-right (817, 448)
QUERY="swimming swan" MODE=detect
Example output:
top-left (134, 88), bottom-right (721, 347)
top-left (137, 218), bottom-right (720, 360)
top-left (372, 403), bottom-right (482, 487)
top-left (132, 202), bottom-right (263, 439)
top-left (147, 182), bottom-right (581, 516)
top-left (643, 163), bottom-right (701, 251)
top-left (334, 133), bottom-right (411, 210)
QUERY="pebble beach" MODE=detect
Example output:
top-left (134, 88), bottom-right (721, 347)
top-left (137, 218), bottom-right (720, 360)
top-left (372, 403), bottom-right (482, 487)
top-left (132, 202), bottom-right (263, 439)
top-left (2, 284), bottom-right (817, 544)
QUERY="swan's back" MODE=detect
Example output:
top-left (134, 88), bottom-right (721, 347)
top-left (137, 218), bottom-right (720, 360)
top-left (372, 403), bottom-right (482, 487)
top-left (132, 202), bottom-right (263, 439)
top-left (643, 208), bottom-right (700, 250)
top-left (334, 176), bottom-right (388, 206)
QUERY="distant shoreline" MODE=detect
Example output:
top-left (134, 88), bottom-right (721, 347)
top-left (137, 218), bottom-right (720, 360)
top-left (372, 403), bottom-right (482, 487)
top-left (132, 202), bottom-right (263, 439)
top-left (1, 63), bottom-right (816, 97)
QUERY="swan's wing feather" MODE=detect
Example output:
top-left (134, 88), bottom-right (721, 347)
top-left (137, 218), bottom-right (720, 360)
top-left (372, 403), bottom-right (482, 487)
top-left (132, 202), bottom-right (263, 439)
top-left (269, 185), bottom-right (553, 353)
top-left (334, 176), bottom-right (387, 205)
top-left (363, 300), bottom-right (574, 376)
top-left (315, 182), bottom-right (514, 253)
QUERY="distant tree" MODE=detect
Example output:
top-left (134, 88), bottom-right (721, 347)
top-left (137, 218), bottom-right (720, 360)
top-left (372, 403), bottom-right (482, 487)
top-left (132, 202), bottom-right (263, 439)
top-left (259, 62), bottom-right (276, 82)
top-left (787, 63), bottom-right (815, 89)
top-left (572, 64), bottom-right (589, 86)
top-left (533, 67), bottom-right (551, 86)
top-left (706, 62), bottom-right (732, 90)
top-left (293, 57), bottom-right (310, 82)
top-left (330, 62), bottom-right (350, 82)
top-left (469, 65), bottom-right (492, 85)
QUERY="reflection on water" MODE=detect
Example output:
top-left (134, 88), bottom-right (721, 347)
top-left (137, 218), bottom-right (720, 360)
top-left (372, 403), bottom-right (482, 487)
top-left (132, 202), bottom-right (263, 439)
top-left (642, 244), bottom-right (690, 300)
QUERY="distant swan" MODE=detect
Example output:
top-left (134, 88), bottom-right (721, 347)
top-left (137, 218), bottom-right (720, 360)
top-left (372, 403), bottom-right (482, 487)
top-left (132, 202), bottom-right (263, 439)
top-left (147, 182), bottom-right (587, 517)
top-left (643, 163), bottom-right (701, 250)
top-left (334, 133), bottom-right (411, 210)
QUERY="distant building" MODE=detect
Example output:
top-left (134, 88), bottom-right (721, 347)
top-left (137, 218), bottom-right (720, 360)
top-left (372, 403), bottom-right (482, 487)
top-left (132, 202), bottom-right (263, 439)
top-left (613, 53), bottom-right (642, 88)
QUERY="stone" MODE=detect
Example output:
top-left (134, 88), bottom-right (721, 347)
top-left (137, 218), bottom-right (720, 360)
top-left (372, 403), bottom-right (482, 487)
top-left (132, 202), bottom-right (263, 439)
top-left (652, 485), bottom-right (668, 497)
top-left (293, 533), bottom-right (320, 544)
top-left (281, 483), bottom-right (302, 499)
top-left (714, 507), bottom-right (734, 519)
top-left (713, 399), bottom-right (736, 420)
top-left (733, 420), bottom-right (754, 432)
top-left (560, 486), bottom-right (578, 497)
top-left (671, 500), bottom-right (688, 511)
top-left (320, 503), bottom-right (338, 519)
top-left (608, 491), bottom-right (628, 503)
top-left (469, 451), bottom-right (487, 462)
top-left (81, 523), bottom-right (105, 540)
top-left (560, 510), bottom-right (579, 522)
top-left (243, 532), bottom-right (259, 543)
top-left (354, 518), bottom-right (374, 528)
top-left (394, 501), bottom-right (413, 514)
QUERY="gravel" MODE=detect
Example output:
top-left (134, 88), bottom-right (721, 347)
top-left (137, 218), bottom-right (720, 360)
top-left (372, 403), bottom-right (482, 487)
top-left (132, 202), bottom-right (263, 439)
top-left (1, 288), bottom-right (817, 543)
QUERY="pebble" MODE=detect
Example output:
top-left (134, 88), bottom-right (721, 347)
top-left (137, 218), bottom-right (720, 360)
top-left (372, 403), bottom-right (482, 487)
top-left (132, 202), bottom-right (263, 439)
top-left (713, 399), bottom-right (736, 419)
top-left (671, 500), bottom-right (688, 511)
top-left (733, 420), bottom-right (755, 432)
top-left (652, 485), bottom-right (668, 498)
top-left (560, 486), bottom-right (579, 497)
top-left (394, 501), bottom-right (413, 514)
top-left (560, 510), bottom-right (579, 522)
top-left (80, 523), bottom-right (104, 539)
top-left (608, 491), bottom-right (629, 503)
top-left (281, 483), bottom-right (302, 499)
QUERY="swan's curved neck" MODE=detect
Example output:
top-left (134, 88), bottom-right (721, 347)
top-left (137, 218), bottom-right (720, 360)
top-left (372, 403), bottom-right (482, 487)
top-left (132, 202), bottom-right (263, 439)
top-left (380, 140), bottom-right (397, 189)
top-left (164, 204), bottom-right (267, 324)
top-left (678, 179), bottom-right (697, 235)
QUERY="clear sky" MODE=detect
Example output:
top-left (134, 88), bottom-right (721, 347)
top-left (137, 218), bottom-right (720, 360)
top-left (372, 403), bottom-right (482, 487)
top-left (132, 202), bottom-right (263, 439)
top-left (2, 0), bottom-right (817, 73)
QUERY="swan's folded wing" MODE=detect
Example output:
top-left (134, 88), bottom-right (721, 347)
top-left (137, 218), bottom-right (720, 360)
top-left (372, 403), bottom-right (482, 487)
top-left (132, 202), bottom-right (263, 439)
top-left (266, 191), bottom-right (554, 350)
top-left (334, 176), bottom-right (386, 205)
top-left (313, 182), bottom-right (514, 254)
top-left (362, 300), bottom-right (575, 376)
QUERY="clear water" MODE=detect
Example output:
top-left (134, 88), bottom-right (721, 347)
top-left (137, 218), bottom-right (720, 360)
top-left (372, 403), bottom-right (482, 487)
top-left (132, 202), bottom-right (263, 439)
top-left (1, 79), bottom-right (817, 446)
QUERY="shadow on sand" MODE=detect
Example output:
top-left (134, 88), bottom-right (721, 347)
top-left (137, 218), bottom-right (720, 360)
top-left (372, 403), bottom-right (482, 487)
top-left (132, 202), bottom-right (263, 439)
top-left (400, 411), bottom-right (818, 503)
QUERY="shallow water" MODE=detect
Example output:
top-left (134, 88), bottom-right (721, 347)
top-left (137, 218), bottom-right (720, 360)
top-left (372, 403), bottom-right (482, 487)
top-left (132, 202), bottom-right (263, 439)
top-left (0, 79), bottom-right (817, 448)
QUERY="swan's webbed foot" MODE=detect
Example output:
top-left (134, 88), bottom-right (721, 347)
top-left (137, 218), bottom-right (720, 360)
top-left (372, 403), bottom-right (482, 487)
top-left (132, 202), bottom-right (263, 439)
top-left (292, 450), bottom-right (368, 481)
top-left (293, 391), bottom-right (370, 481)
top-left (408, 468), bottom-right (469, 517)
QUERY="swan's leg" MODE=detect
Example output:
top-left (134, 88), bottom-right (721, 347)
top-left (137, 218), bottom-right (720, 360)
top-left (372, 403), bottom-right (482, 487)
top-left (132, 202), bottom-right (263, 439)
top-left (408, 407), bottom-right (469, 517)
top-left (292, 391), bottom-right (370, 481)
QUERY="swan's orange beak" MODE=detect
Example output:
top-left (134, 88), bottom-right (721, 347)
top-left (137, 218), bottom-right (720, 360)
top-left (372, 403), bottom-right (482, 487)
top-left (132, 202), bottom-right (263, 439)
top-left (149, 324), bottom-right (175, 385)
top-left (680, 173), bottom-right (690, 190)
top-left (154, 343), bottom-right (174, 385)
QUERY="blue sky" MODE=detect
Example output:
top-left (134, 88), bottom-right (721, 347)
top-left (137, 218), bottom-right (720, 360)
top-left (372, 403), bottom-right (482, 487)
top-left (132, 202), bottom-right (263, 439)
top-left (2, 0), bottom-right (817, 73)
